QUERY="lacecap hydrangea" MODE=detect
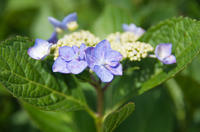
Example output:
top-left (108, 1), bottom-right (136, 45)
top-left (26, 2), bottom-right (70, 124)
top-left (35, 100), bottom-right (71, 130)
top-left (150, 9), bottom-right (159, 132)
top-left (28, 12), bottom-right (176, 83)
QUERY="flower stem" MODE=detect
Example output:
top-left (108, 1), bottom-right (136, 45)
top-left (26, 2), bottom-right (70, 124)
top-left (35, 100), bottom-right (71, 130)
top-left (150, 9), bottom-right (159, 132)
top-left (96, 85), bottom-right (104, 132)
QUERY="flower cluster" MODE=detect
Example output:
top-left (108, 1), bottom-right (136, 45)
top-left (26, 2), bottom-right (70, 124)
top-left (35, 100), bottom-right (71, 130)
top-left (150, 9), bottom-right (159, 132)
top-left (53, 40), bottom-right (123, 82)
top-left (52, 30), bottom-right (100, 60)
top-left (107, 32), bottom-right (154, 61)
top-left (28, 12), bottom-right (176, 82)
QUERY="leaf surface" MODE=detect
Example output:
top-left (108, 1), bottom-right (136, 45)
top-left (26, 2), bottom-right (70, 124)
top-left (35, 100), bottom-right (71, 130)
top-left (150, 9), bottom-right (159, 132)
top-left (0, 36), bottom-right (93, 114)
top-left (103, 102), bottom-right (135, 132)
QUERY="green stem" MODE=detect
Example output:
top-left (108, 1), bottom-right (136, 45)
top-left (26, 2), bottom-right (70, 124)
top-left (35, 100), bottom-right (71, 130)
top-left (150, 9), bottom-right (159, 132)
top-left (96, 85), bottom-right (104, 132)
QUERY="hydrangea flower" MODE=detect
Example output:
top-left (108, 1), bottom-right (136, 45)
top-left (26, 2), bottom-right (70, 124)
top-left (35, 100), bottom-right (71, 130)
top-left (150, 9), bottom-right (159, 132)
top-left (122, 23), bottom-right (145, 37)
top-left (86, 40), bottom-right (123, 82)
top-left (52, 44), bottom-right (88, 74)
top-left (155, 43), bottom-right (176, 64)
top-left (47, 31), bottom-right (58, 44)
top-left (48, 12), bottom-right (78, 32)
top-left (28, 39), bottom-right (52, 60)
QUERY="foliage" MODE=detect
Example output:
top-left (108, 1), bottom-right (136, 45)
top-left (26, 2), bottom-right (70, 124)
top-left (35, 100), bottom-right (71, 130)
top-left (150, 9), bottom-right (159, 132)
top-left (1, 0), bottom-right (200, 132)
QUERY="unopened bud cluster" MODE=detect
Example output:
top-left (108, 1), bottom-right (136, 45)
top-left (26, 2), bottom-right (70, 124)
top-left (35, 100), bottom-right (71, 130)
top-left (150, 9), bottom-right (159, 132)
top-left (52, 30), bottom-right (100, 59)
top-left (107, 32), bottom-right (154, 61)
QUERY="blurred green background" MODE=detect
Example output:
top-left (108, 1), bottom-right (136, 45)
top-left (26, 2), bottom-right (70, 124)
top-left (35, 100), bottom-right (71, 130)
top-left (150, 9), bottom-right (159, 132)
top-left (0, 0), bottom-right (200, 131)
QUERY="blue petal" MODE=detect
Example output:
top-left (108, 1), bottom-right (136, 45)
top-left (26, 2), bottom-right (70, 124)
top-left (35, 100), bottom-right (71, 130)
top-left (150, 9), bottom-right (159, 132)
top-left (162, 55), bottom-right (176, 64)
top-left (93, 65), bottom-right (113, 82)
top-left (48, 17), bottom-right (62, 28)
top-left (79, 43), bottom-right (87, 60)
top-left (59, 46), bottom-right (75, 61)
top-left (48, 32), bottom-right (58, 44)
top-left (105, 64), bottom-right (123, 76)
top-left (133, 27), bottom-right (145, 37)
top-left (123, 23), bottom-right (145, 36)
top-left (155, 43), bottom-right (172, 61)
top-left (105, 50), bottom-right (122, 67)
top-left (61, 12), bottom-right (77, 29)
top-left (94, 40), bottom-right (111, 60)
top-left (72, 45), bottom-right (79, 54)
top-left (67, 59), bottom-right (88, 74)
top-left (52, 57), bottom-right (70, 73)
top-left (85, 47), bottom-right (97, 70)
top-left (27, 39), bottom-right (52, 60)
top-left (122, 24), bottom-right (130, 32)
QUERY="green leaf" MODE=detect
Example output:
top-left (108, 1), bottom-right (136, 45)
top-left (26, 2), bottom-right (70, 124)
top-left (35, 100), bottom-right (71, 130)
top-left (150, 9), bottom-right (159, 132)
top-left (0, 36), bottom-right (94, 115)
top-left (115, 88), bottom-right (174, 132)
top-left (103, 102), bottom-right (135, 132)
top-left (23, 102), bottom-right (77, 132)
top-left (139, 17), bottom-right (200, 93)
top-left (105, 17), bottom-right (200, 110)
top-left (91, 4), bottom-right (133, 38)
top-left (31, 2), bottom-right (54, 39)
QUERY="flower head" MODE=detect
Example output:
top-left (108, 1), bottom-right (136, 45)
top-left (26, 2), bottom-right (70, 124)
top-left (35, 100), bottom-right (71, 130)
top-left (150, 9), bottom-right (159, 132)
top-left (53, 30), bottom-right (100, 60)
top-left (86, 40), bottom-right (123, 82)
top-left (28, 39), bottom-right (52, 60)
top-left (122, 23), bottom-right (145, 37)
top-left (48, 12), bottom-right (78, 32)
top-left (52, 44), bottom-right (88, 74)
top-left (155, 43), bottom-right (176, 64)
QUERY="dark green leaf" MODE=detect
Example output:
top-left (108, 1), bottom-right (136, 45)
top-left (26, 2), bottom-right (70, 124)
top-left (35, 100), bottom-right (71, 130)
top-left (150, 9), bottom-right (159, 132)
top-left (0, 36), bottom-right (93, 114)
top-left (103, 102), bottom-right (135, 132)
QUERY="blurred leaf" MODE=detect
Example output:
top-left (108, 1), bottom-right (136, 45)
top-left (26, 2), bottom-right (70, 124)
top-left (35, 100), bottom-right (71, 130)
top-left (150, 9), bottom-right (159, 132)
top-left (105, 17), bottom-right (200, 110)
top-left (175, 75), bottom-right (200, 108)
top-left (91, 4), bottom-right (133, 38)
top-left (0, 36), bottom-right (93, 115)
top-left (115, 87), bottom-right (174, 132)
top-left (23, 102), bottom-right (77, 132)
top-left (181, 55), bottom-right (200, 82)
top-left (72, 110), bottom-right (96, 132)
top-left (103, 102), bottom-right (135, 132)
top-left (31, 2), bottom-right (54, 39)
top-left (6, 0), bottom-right (38, 11)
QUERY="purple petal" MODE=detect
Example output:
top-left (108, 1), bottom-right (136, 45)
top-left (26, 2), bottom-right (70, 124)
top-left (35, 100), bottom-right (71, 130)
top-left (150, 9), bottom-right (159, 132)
top-left (94, 40), bottom-right (111, 60)
top-left (105, 64), bottom-right (123, 76)
top-left (123, 23), bottom-right (145, 36)
top-left (67, 60), bottom-right (88, 74)
top-left (79, 43), bottom-right (87, 60)
top-left (59, 46), bottom-right (75, 61)
top-left (93, 65), bottom-right (113, 82)
top-left (52, 57), bottom-right (70, 73)
top-left (61, 12), bottom-right (77, 29)
top-left (85, 47), bottom-right (97, 70)
top-left (48, 32), bottom-right (58, 44)
top-left (27, 39), bottom-right (52, 60)
top-left (155, 43), bottom-right (172, 61)
top-left (122, 24), bottom-right (131, 32)
top-left (162, 55), bottom-right (176, 64)
top-left (72, 45), bottom-right (79, 54)
top-left (48, 17), bottom-right (62, 28)
top-left (105, 50), bottom-right (122, 66)
top-left (134, 27), bottom-right (145, 37)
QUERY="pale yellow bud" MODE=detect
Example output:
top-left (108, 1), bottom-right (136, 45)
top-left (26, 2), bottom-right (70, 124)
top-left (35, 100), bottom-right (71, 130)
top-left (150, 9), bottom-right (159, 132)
top-left (67, 21), bottom-right (79, 31)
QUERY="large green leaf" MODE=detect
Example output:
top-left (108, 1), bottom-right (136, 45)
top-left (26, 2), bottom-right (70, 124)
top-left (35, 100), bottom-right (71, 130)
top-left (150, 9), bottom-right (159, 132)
top-left (105, 17), bottom-right (200, 110)
top-left (0, 36), bottom-right (93, 115)
top-left (103, 102), bottom-right (135, 132)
